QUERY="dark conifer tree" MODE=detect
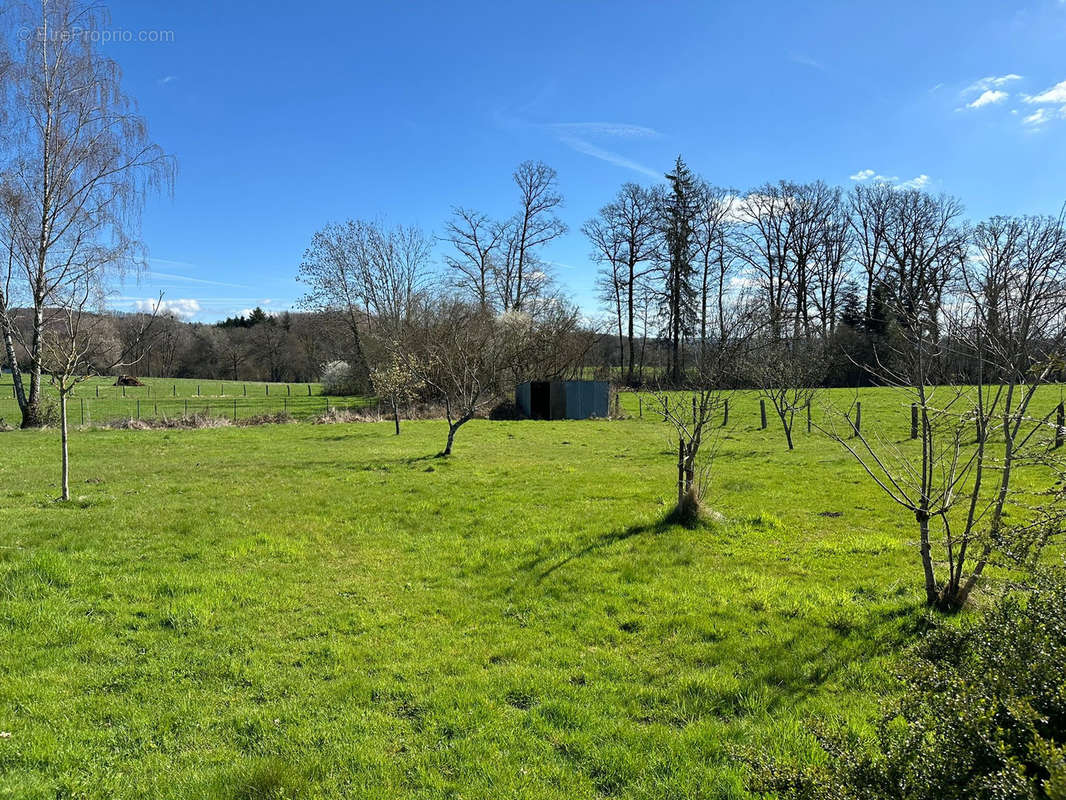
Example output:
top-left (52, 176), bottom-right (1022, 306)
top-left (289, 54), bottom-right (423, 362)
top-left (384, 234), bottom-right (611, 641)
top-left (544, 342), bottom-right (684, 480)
top-left (661, 156), bottom-right (700, 383)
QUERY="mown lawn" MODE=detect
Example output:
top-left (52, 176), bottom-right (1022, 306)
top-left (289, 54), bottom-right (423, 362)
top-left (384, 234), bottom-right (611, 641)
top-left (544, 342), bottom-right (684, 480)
top-left (2, 387), bottom-right (1056, 798)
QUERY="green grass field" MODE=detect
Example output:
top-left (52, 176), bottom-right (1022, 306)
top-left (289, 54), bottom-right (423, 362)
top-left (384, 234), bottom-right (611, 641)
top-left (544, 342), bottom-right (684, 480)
top-left (0, 387), bottom-right (1062, 798)
top-left (0, 376), bottom-right (376, 425)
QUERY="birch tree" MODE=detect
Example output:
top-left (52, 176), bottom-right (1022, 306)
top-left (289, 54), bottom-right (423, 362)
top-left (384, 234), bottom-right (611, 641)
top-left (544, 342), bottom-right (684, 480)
top-left (1, 0), bottom-right (174, 427)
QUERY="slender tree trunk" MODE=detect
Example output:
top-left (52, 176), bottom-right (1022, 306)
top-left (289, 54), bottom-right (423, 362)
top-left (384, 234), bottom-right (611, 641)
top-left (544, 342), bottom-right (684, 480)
top-left (626, 262), bottom-right (636, 385)
top-left (60, 388), bottom-right (70, 501)
top-left (392, 393), bottom-right (400, 435)
top-left (917, 511), bottom-right (939, 606)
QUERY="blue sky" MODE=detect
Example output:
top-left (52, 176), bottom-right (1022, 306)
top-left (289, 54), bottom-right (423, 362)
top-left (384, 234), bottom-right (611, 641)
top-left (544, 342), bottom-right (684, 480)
top-left (100, 0), bottom-right (1066, 322)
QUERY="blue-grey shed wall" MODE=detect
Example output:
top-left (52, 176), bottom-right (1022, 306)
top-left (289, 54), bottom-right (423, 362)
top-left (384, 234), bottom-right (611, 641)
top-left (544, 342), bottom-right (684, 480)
top-left (516, 380), bottom-right (610, 419)
top-left (563, 380), bottom-right (609, 419)
top-left (516, 382), bottom-right (532, 417)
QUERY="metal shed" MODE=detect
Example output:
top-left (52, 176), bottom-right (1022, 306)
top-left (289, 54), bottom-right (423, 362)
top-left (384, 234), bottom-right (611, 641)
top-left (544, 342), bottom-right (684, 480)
top-left (515, 380), bottom-right (610, 420)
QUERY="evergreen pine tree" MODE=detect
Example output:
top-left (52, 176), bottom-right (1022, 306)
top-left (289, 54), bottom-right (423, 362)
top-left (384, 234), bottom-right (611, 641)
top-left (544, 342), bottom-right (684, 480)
top-left (661, 156), bottom-right (700, 383)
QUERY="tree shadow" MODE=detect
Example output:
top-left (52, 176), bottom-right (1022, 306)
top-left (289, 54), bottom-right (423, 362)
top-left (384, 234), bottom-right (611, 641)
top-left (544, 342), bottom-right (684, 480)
top-left (527, 509), bottom-right (696, 583)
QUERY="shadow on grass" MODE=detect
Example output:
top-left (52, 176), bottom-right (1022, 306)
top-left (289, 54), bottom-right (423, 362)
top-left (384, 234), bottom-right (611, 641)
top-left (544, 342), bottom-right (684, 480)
top-left (530, 506), bottom-right (706, 583)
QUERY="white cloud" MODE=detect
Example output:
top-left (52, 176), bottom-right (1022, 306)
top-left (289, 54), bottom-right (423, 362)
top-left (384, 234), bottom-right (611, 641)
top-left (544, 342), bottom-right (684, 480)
top-left (1022, 106), bottom-right (1066, 127)
top-left (849, 169), bottom-right (899, 183)
top-left (968, 89), bottom-right (1008, 108)
top-left (157, 75), bottom-right (177, 86)
top-left (897, 174), bottom-right (930, 190)
top-left (965, 74), bottom-right (1023, 94)
top-left (849, 170), bottom-right (930, 190)
top-left (134, 298), bottom-right (200, 320)
top-left (1024, 80), bottom-right (1066, 104)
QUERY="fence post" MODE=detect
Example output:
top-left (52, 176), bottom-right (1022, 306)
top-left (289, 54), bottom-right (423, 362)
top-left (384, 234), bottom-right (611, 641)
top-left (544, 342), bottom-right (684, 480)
top-left (911, 403), bottom-right (919, 439)
top-left (197, 385), bottom-right (201, 397)
top-left (265, 384), bottom-right (269, 397)
top-left (308, 384), bottom-right (312, 396)
top-left (760, 399), bottom-right (767, 430)
top-left (173, 384), bottom-right (176, 396)
top-left (287, 384), bottom-right (291, 396)
top-left (221, 383), bottom-right (225, 396)
top-left (806, 400), bottom-right (812, 434)
top-left (723, 398), bottom-right (729, 427)
top-left (136, 399), bottom-right (140, 419)
top-left (122, 385), bottom-right (126, 397)
top-left (154, 403), bottom-right (158, 417)
top-left (80, 398), bottom-right (85, 425)
top-left (1056, 402), bottom-right (1065, 449)
top-left (243, 384), bottom-right (247, 396)
top-left (96, 385), bottom-right (99, 398)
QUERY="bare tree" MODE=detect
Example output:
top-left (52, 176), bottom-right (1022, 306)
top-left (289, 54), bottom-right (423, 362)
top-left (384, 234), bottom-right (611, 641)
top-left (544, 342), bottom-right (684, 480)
top-left (1, 0), bottom-right (174, 427)
top-left (584, 183), bottom-right (659, 384)
top-left (733, 183), bottom-right (795, 341)
top-left (507, 161), bottom-right (566, 312)
top-left (820, 195), bottom-right (1065, 610)
top-left (371, 352), bottom-right (424, 435)
top-left (409, 299), bottom-right (510, 456)
top-left (41, 283), bottom-right (157, 500)
top-left (747, 336), bottom-right (824, 450)
top-left (442, 207), bottom-right (506, 310)
top-left (644, 300), bottom-right (752, 522)
top-left (693, 182), bottom-right (738, 347)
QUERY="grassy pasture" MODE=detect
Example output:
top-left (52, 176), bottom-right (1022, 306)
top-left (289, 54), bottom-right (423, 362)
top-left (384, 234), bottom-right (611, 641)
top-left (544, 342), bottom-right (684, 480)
top-left (0, 376), bottom-right (377, 424)
top-left (0, 386), bottom-right (1062, 798)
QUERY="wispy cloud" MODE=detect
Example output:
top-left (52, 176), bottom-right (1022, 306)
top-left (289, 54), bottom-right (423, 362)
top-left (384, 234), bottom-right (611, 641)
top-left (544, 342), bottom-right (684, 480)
top-left (546, 122), bottom-right (660, 138)
top-left (146, 260), bottom-right (253, 290)
top-left (1024, 79), bottom-right (1066, 104)
top-left (157, 75), bottom-right (177, 86)
top-left (542, 120), bottom-right (663, 179)
top-left (555, 135), bottom-right (662, 179)
top-left (849, 169), bottom-right (875, 181)
top-left (965, 74), bottom-right (1023, 94)
top-left (788, 53), bottom-right (826, 71)
top-left (968, 89), bottom-right (1008, 108)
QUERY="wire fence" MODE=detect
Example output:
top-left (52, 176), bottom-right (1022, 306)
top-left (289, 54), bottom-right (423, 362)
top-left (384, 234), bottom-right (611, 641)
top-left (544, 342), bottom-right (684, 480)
top-left (0, 381), bottom-right (378, 425)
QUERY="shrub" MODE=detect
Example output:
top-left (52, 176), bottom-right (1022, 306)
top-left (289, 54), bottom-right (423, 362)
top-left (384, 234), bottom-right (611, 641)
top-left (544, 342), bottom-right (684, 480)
top-left (749, 570), bottom-right (1066, 800)
top-left (320, 360), bottom-right (360, 396)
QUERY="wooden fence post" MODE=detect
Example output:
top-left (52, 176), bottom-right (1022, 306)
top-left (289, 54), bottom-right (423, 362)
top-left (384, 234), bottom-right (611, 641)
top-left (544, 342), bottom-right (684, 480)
top-left (1056, 402), bottom-right (1065, 449)
top-left (136, 399), bottom-right (140, 419)
top-left (760, 399), bottom-right (767, 430)
top-left (806, 400), bottom-right (811, 434)
top-left (723, 398), bottom-right (729, 427)
top-left (911, 404), bottom-right (919, 439)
